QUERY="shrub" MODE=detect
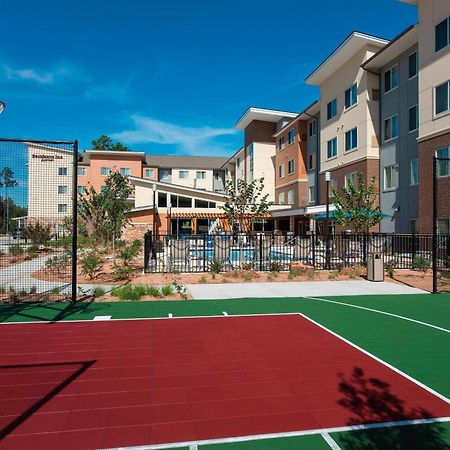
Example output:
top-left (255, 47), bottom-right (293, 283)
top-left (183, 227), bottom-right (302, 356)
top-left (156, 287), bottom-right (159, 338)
top-left (111, 265), bottom-right (133, 281)
top-left (23, 222), bottom-right (53, 246)
top-left (288, 268), bottom-right (302, 279)
top-left (328, 270), bottom-right (339, 280)
top-left (209, 259), bottom-right (224, 276)
top-left (51, 287), bottom-right (60, 295)
top-left (243, 272), bottom-right (255, 282)
top-left (240, 262), bottom-right (253, 271)
top-left (147, 285), bottom-right (162, 297)
top-left (8, 288), bottom-right (18, 303)
top-left (117, 240), bottom-right (142, 266)
top-left (0, 285), bottom-right (6, 295)
top-left (173, 281), bottom-right (188, 300)
top-left (269, 261), bottom-right (284, 272)
top-left (80, 251), bottom-right (102, 280)
top-left (348, 267), bottom-right (362, 279)
top-left (29, 285), bottom-right (37, 294)
top-left (161, 285), bottom-right (174, 297)
top-left (9, 244), bottom-right (24, 256)
top-left (307, 270), bottom-right (319, 280)
top-left (111, 285), bottom-right (145, 301)
top-left (45, 251), bottom-right (71, 274)
top-left (385, 260), bottom-right (395, 278)
top-left (198, 276), bottom-right (208, 284)
top-left (412, 256), bottom-right (431, 276)
top-left (92, 286), bottom-right (106, 298)
top-left (17, 289), bottom-right (28, 298)
top-left (230, 270), bottom-right (240, 278)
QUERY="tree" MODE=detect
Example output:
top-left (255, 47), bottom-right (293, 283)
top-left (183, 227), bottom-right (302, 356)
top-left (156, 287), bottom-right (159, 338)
top-left (220, 178), bottom-right (273, 232)
top-left (0, 167), bottom-right (18, 233)
top-left (332, 171), bottom-right (382, 233)
top-left (91, 135), bottom-right (129, 152)
top-left (78, 171), bottom-right (133, 247)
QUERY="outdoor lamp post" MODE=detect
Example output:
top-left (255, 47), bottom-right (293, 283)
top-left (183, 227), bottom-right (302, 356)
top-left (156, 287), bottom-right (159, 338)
top-left (325, 171), bottom-right (331, 270)
top-left (167, 201), bottom-right (172, 235)
top-left (152, 183), bottom-right (157, 236)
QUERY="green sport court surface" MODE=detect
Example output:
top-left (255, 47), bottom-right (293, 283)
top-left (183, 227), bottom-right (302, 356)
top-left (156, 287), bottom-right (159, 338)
top-left (0, 293), bottom-right (449, 449)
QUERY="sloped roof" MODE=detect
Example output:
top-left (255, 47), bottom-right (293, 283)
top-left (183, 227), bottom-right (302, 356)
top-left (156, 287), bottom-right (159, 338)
top-left (144, 154), bottom-right (228, 170)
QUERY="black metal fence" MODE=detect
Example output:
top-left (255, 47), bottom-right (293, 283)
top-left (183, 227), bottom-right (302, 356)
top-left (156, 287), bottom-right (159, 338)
top-left (0, 138), bottom-right (78, 303)
top-left (144, 231), bottom-right (450, 273)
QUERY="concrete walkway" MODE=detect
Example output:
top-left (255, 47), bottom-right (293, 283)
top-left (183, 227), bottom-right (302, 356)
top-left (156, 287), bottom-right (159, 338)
top-left (185, 280), bottom-right (427, 300)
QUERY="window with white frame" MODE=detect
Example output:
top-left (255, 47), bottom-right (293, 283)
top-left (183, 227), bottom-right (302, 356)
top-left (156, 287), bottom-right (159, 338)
top-left (384, 165), bottom-right (399, 190)
top-left (384, 65), bottom-right (398, 93)
top-left (327, 137), bottom-right (337, 158)
top-left (77, 186), bottom-right (87, 195)
top-left (410, 159), bottom-right (419, 185)
top-left (345, 83), bottom-right (357, 109)
top-left (101, 167), bottom-right (112, 176)
top-left (58, 185), bottom-right (68, 194)
top-left (248, 143), bottom-right (254, 174)
top-left (436, 147), bottom-right (450, 178)
top-left (409, 105), bottom-right (418, 132)
top-left (409, 51), bottom-right (418, 78)
top-left (327, 98), bottom-right (337, 120)
top-left (196, 171), bottom-right (206, 179)
top-left (58, 167), bottom-right (68, 176)
top-left (308, 186), bottom-right (316, 204)
top-left (436, 81), bottom-right (450, 115)
top-left (435, 16), bottom-right (450, 52)
top-left (287, 189), bottom-right (295, 205)
top-left (120, 167), bottom-right (131, 176)
top-left (101, 185), bottom-right (107, 193)
top-left (308, 120), bottom-right (317, 137)
top-left (279, 164), bottom-right (285, 178)
top-left (77, 167), bottom-right (87, 176)
top-left (179, 170), bottom-right (189, 179)
top-left (288, 159), bottom-right (295, 175)
top-left (345, 172), bottom-right (358, 189)
top-left (288, 128), bottom-right (295, 144)
top-left (385, 115), bottom-right (399, 140)
top-left (58, 204), bottom-right (68, 213)
top-left (145, 168), bottom-right (155, 178)
top-left (345, 127), bottom-right (358, 151)
top-left (236, 157), bottom-right (240, 169)
top-left (329, 177), bottom-right (337, 197)
top-left (278, 136), bottom-right (285, 150)
top-left (278, 192), bottom-right (285, 204)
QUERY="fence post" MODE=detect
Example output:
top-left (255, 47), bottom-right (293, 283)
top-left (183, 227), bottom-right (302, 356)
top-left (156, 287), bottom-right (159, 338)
top-left (363, 233), bottom-right (367, 266)
top-left (259, 233), bottom-right (263, 271)
top-left (143, 232), bottom-right (151, 273)
top-left (203, 234), bottom-right (206, 272)
top-left (312, 232), bottom-right (316, 269)
top-left (71, 140), bottom-right (78, 304)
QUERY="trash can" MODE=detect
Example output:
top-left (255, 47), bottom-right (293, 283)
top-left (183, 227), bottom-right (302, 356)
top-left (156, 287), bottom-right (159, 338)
top-left (367, 252), bottom-right (384, 282)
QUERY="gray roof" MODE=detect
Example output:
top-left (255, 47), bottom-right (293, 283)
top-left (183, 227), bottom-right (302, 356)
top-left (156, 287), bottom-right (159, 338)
top-left (144, 154), bottom-right (228, 170)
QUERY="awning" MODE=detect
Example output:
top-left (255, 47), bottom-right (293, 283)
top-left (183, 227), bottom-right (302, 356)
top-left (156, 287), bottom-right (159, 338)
top-left (313, 210), bottom-right (392, 220)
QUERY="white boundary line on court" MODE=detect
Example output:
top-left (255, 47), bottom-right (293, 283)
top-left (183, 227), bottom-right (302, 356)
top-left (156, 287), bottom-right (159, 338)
top-left (103, 416), bottom-right (450, 449)
top-left (321, 431), bottom-right (342, 450)
top-left (303, 296), bottom-right (450, 334)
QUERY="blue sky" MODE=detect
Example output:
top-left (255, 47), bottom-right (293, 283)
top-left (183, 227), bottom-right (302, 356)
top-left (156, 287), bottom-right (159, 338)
top-left (0, 0), bottom-right (417, 157)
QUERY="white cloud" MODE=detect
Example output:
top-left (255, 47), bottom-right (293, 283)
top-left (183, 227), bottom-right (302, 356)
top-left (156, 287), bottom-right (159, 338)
top-left (111, 115), bottom-right (238, 152)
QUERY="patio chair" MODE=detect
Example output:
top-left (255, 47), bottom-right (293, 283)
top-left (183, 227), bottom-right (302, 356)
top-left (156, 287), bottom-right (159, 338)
top-left (253, 236), bottom-right (272, 270)
top-left (168, 239), bottom-right (191, 272)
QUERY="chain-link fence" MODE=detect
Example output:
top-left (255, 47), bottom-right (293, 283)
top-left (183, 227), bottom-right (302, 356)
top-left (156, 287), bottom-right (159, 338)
top-left (0, 138), bottom-right (77, 303)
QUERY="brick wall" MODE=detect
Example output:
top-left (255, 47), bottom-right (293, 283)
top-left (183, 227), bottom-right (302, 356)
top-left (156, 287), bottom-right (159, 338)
top-left (244, 120), bottom-right (276, 148)
top-left (418, 131), bottom-right (450, 233)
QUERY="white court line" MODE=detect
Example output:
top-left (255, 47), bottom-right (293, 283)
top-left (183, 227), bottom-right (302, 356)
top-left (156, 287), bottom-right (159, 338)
top-left (92, 316), bottom-right (111, 321)
top-left (303, 296), bottom-right (450, 334)
top-left (222, 311), bottom-right (228, 316)
top-left (102, 416), bottom-right (450, 449)
top-left (189, 445), bottom-right (198, 450)
top-left (321, 431), bottom-right (342, 450)
top-left (168, 313), bottom-right (173, 318)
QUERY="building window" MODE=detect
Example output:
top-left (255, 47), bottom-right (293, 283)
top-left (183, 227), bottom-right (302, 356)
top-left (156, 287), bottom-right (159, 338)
top-left (77, 186), bottom-right (86, 195)
top-left (287, 189), bottom-right (295, 205)
top-left (278, 136), bottom-right (286, 150)
top-left (308, 154), bottom-right (314, 170)
top-left (345, 83), bottom-right (357, 109)
top-left (345, 172), bottom-right (358, 189)
top-left (288, 159), bottom-right (295, 175)
top-left (179, 170), bottom-right (189, 179)
top-left (194, 199), bottom-right (216, 208)
top-left (101, 167), bottom-right (112, 176)
top-left (437, 218), bottom-right (450, 235)
top-left (158, 192), bottom-right (167, 207)
top-left (409, 51), bottom-right (418, 78)
top-left (384, 65), bottom-right (398, 93)
top-left (327, 137), bottom-right (337, 159)
top-left (159, 169), bottom-right (171, 182)
top-left (279, 164), bottom-right (285, 178)
top-left (236, 157), bottom-right (240, 169)
top-left (410, 159), bottom-right (419, 185)
top-left (288, 128), bottom-right (295, 144)
top-left (248, 143), bottom-right (254, 174)
top-left (327, 98), bottom-right (337, 120)
top-left (58, 167), bottom-right (68, 176)
top-left (384, 165), bottom-right (399, 190)
top-left (58, 204), bottom-right (68, 213)
top-left (436, 147), bottom-right (450, 178)
top-left (278, 192), bottom-right (285, 204)
top-left (308, 120), bottom-right (317, 137)
top-left (345, 127), bottom-right (358, 151)
top-left (77, 167), bottom-right (87, 176)
top-left (308, 186), bottom-right (316, 204)
top-left (435, 16), bottom-right (449, 52)
top-left (410, 219), bottom-right (418, 234)
top-left (145, 168), bottom-right (155, 178)
top-left (436, 81), bottom-right (450, 115)
top-left (100, 185), bottom-right (107, 193)
top-left (409, 105), bottom-right (418, 132)
top-left (58, 185), bottom-right (68, 194)
top-left (196, 171), bottom-right (206, 179)
top-left (119, 167), bottom-right (131, 176)
top-left (329, 177), bottom-right (337, 198)
top-left (385, 115), bottom-right (399, 141)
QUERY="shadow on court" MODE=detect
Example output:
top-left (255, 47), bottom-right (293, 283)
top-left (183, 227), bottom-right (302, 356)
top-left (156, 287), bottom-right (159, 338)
top-left (336, 367), bottom-right (450, 449)
top-left (0, 360), bottom-right (95, 439)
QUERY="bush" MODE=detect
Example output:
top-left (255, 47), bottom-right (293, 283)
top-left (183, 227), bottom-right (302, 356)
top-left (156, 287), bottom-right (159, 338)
top-left (172, 281), bottom-right (188, 300)
top-left (161, 285), bottom-right (174, 297)
top-left (92, 286), bottom-right (106, 298)
top-left (288, 268), bottom-right (302, 279)
top-left (198, 276), bottom-right (208, 284)
top-left (45, 251), bottom-right (71, 274)
top-left (412, 256), bottom-right (431, 275)
top-left (8, 288), bottom-right (18, 303)
top-left (385, 260), bottom-right (395, 278)
top-left (23, 222), bottom-right (53, 246)
top-left (0, 285), bottom-right (6, 295)
top-left (147, 285), bottom-right (162, 297)
top-left (9, 244), bottom-right (24, 256)
top-left (80, 251), bottom-right (102, 280)
top-left (111, 265), bottom-right (133, 281)
top-left (328, 270), bottom-right (339, 280)
top-left (29, 285), bottom-right (37, 294)
top-left (209, 259), bottom-right (224, 276)
top-left (307, 270), bottom-right (319, 280)
top-left (348, 267), bottom-right (362, 279)
top-left (111, 285), bottom-right (147, 301)
top-left (269, 261), bottom-right (284, 272)
top-left (117, 240), bottom-right (142, 266)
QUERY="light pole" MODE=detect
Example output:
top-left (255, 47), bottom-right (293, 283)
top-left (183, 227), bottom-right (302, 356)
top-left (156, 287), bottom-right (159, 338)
top-left (152, 183), bottom-right (157, 237)
top-left (167, 201), bottom-right (172, 235)
top-left (325, 171), bottom-right (331, 270)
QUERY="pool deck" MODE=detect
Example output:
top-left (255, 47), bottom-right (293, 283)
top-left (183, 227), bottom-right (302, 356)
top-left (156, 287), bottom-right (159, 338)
top-left (186, 279), bottom-right (427, 300)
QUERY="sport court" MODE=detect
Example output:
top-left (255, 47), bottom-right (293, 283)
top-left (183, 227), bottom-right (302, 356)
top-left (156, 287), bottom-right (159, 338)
top-left (0, 293), bottom-right (449, 449)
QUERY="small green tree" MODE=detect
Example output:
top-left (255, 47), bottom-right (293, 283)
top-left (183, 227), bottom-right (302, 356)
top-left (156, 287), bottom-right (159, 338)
top-left (220, 178), bottom-right (272, 232)
top-left (23, 221), bottom-right (53, 246)
top-left (0, 167), bottom-right (18, 233)
top-left (91, 135), bottom-right (129, 152)
top-left (332, 172), bottom-right (382, 233)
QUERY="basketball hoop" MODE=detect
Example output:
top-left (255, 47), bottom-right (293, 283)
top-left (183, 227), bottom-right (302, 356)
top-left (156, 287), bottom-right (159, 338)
top-left (0, 101), bottom-right (6, 115)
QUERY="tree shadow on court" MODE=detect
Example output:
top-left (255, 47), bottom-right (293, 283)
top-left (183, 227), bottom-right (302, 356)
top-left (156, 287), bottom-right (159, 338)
top-left (336, 367), bottom-right (450, 450)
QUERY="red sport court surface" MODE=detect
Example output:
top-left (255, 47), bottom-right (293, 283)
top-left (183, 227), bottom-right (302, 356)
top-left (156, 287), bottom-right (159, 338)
top-left (0, 314), bottom-right (449, 449)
